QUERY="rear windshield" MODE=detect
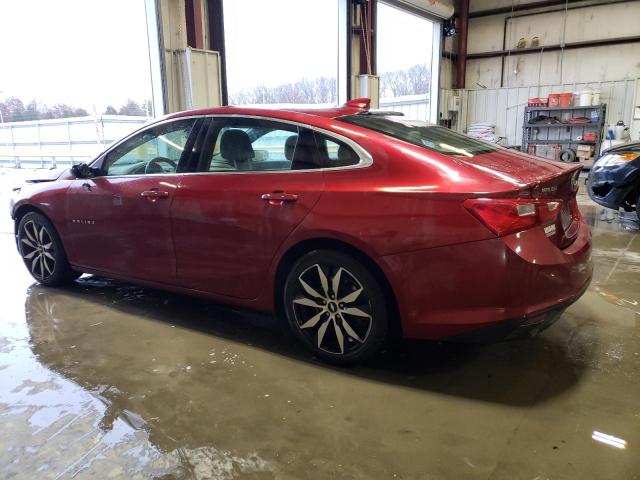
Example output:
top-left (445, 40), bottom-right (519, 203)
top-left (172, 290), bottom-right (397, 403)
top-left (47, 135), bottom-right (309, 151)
top-left (338, 115), bottom-right (500, 157)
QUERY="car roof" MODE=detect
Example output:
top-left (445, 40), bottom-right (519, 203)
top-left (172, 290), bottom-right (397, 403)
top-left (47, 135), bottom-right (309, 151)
top-left (164, 98), bottom-right (372, 123)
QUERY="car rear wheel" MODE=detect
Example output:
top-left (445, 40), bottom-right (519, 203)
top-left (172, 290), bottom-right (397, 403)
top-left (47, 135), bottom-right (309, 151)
top-left (18, 212), bottom-right (80, 286)
top-left (283, 249), bottom-right (388, 364)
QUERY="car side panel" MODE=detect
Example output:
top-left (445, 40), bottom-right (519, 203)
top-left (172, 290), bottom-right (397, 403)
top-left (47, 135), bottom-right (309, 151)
top-left (12, 181), bottom-right (74, 245)
top-left (65, 175), bottom-right (179, 281)
top-left (309, 140), bottom-right (496, 256)
top-left (249, 141), bottom-right (501, 313)
top-left (380, 216), bottom-right (592, 339)
top-left (171, 171), bottom-right (324, 299)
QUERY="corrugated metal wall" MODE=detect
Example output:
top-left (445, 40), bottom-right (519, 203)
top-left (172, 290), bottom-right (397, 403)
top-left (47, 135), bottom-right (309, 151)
top-left (461, 80), bottom-right (637, 147)
top-left (379, 94), bottom-right (430, 120)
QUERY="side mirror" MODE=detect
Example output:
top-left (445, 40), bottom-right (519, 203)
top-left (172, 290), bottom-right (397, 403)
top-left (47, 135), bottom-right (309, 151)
top-left (71, 163), bottom-right (100, 179)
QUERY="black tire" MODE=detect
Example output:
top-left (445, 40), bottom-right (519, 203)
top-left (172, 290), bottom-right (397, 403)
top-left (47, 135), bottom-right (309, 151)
top-left (636, 192), bottom-right (640, 223)
top-left (17, 212), bottom-right (81, 286)
top-left (283, 249), bottom-right (388, 365)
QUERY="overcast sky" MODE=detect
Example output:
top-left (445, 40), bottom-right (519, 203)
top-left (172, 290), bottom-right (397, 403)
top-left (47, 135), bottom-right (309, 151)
top-left (0, 0), bottom-right (434, 112)
top-left (224, 0), bottom-right (339, 93)
top-left (377, 2), bottom-right (433, 72)
top-left (225, 0), bottom-right (434, 95)
top-left (0, 0), bottom-right (152, 112)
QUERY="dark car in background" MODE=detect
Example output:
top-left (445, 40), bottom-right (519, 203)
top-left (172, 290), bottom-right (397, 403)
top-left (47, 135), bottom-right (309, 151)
top-left (588, 141), bottom-right (640, 221)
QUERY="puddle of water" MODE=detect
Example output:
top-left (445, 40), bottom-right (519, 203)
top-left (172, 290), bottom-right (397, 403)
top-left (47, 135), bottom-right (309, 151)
top-left (0, 242), bottom-right (275, 479)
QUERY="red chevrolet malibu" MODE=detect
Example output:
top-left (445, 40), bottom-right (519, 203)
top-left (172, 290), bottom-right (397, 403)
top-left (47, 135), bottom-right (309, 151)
top-left (10, 99), bottom-right (592, 363)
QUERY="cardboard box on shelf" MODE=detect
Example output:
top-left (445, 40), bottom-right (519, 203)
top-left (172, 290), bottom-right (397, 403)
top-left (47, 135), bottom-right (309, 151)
top-left (531, 144), bottom-right (559, 161)
top-left (576, 144), bottom-right (594, 157)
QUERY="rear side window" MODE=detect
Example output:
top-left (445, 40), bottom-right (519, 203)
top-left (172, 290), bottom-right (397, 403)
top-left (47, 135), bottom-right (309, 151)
top-left (313, 132), bottom-right (361, 168)
top-left (201, 118), bottom-right (319, 172)
top-left (198, 117), bottom-right (362, 172)
top-left (338, 115), bottom-right (499, 157)
top-left (208, 124), bottom-right (298, 171)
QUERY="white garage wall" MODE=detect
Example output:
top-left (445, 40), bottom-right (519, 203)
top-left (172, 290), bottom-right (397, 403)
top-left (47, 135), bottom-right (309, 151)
top-left (441, 79), bottom-right (637, 148)
top-left (466, 1), bottom-right (640, 89)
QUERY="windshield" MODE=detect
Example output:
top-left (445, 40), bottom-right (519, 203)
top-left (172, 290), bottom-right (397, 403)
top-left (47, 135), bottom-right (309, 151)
top-left (338, 115), bottom-right (500, 157)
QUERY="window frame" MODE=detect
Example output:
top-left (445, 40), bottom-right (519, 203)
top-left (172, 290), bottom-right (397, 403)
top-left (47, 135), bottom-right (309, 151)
top-left (312, 130), bottom-right (362, 169)
top-left (188, 115), bottom-right (373, 176)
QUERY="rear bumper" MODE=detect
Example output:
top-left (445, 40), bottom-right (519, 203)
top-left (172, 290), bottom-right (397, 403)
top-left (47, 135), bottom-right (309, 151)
top-left (381, 216), bottom-right (592, 340)
top-left (443, 278), bottom-right (589, 342)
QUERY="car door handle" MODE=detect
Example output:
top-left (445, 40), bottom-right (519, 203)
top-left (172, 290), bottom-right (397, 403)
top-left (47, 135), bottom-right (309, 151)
top-left (140, 189), bottom-right (170, 200)
top-left (261, 192), bottom-right (298, 206)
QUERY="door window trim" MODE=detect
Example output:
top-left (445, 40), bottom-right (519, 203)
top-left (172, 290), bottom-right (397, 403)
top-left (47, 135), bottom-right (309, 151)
top-left (90, 114), bottom-right (373, 178)
top-left (186, 114), bottom-right (373, 176)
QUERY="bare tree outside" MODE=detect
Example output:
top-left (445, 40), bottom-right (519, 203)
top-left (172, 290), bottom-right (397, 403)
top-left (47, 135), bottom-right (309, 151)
top-left (379, 64), bottom-right (431, 97)
top-left (229, 77), bottom-right (338, 105)
top-left (0, 97), bottom-right (151, 122)
top-left (228, 64), bottom-right (429, 106)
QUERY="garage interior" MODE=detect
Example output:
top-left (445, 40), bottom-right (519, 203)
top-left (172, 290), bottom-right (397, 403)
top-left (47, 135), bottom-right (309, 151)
top-left (1, 0), bottom-right (640, 479)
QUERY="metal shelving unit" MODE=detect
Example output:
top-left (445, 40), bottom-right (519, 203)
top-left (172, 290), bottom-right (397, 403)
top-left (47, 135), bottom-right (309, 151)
top-left (522, 104), bottom-right (607, 163)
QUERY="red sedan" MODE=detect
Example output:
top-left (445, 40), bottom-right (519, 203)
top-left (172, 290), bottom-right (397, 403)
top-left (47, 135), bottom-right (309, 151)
top-left (10, 99), bottom-right (592, 363)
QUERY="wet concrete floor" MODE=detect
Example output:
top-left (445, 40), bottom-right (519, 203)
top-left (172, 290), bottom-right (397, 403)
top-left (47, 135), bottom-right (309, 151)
top-left (1, 178), bottom-right (639, 479)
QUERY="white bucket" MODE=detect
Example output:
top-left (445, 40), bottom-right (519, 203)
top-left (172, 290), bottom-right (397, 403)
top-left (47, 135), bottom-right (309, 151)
top-left (591, 90), bottom-right (601, 105)
top-left (578, 90), bottom-right (592, 107)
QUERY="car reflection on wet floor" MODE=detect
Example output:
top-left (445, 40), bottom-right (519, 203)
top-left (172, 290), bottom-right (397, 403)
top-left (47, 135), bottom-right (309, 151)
top-left (0, 188), bottom-right (639, 479)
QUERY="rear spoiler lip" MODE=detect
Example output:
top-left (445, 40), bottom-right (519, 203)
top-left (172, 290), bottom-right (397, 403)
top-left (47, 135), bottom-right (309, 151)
top-left (528, 163), bottom-right (582, 187)
top-left (343, 98), bottom-right (371, 110)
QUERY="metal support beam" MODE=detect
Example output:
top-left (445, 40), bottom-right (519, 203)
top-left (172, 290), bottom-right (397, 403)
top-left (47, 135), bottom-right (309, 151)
top-left (470, 0), bottom-right (606, 18)
top-left (353, 0), bottom-right (376, 76)
top-left (185, 0), bottom-right (204, 49)
top-left (468, 35), bottom-right (640, 60)
top-left (144, 0), bottom-right (167, 116)
top-left (456, 0), bottom-right (468, 89)
top-left (206, 0), bottom-right (228, 105)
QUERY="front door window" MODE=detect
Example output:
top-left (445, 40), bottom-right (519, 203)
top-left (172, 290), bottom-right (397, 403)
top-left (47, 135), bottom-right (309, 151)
top-left (103, 119), bottom-right (197, 176)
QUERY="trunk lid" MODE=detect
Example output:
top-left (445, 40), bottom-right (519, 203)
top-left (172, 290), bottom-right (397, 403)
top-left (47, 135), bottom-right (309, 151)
top-left (462, 149), bottom-right (581, 248)
top-left (530, 166), bottom-right (581, 248)
top-left (462, 148), bottom-right (572, 185)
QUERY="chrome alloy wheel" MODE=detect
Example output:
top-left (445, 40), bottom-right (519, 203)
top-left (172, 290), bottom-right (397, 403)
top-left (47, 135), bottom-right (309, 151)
top-left (20, 220), bottom-right (56, 281)
top-left (292, 264), bottom-right (373, 355)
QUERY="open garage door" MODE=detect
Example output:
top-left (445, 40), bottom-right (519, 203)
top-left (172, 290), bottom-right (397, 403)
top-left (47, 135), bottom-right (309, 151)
top-left (377, 1), bottom-right (441, 123)
top-left (222, 0), bottom-right (342, 106)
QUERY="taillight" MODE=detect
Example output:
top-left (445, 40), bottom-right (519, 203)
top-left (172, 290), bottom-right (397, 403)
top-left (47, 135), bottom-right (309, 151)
top-left (464, 198), bottom-right (561, 236)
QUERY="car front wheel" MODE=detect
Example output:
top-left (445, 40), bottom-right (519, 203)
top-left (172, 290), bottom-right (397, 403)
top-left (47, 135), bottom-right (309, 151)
top-left (17, 212), bottom-right (80, 286)
top-left (283, 249), bottom-right (388, 364)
